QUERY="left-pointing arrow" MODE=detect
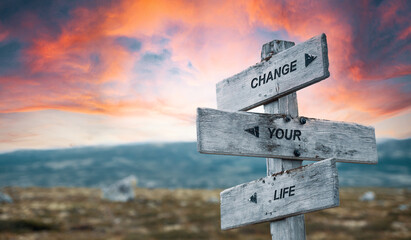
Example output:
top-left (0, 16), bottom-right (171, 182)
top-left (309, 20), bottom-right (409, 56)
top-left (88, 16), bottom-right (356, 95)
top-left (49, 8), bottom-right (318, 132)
top-left (248, 192), bottom-right (257, 204)
top-left (244, 126), bottom-right (259, 138)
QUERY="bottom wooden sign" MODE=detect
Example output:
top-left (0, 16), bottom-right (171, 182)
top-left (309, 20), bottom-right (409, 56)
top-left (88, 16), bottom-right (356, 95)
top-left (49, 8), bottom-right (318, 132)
top-left (220, 158), bottom-right (339, 230)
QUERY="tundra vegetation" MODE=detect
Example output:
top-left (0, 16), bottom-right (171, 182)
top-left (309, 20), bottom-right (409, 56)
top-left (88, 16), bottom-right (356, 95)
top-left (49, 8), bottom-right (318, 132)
top-left (0, 187), bottom-right (409, 240)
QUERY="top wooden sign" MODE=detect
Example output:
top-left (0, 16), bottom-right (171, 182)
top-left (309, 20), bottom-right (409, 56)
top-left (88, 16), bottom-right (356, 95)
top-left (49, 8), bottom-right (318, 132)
top-left (216, 33), bottom-right (329, 111)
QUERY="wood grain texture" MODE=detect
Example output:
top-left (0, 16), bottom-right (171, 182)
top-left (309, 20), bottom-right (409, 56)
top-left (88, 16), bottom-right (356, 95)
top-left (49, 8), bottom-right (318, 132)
top-left (261, 40), bottom-right (295, 61)
top-left (270, 216), bottom-right (306, 240)
top-left (262, 39), bottom-right (305, 239)
top-left (262, 76), bottom-right (305, 239)
top-left (197, 108), bottom-right (377, 164)
top-left (216, 33), bottom-right (329, 112)
top-left (220, 158), bottom-right (339, 230)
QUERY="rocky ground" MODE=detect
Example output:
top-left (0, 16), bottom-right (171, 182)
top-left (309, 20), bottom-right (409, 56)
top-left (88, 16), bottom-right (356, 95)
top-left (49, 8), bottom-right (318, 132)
top-left (0, 187), bottom-right (409, 240)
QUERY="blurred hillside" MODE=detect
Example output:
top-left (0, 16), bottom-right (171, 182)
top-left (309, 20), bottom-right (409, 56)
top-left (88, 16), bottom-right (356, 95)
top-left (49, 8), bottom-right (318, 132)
top-left (0, 138), bottom-right (410, 188)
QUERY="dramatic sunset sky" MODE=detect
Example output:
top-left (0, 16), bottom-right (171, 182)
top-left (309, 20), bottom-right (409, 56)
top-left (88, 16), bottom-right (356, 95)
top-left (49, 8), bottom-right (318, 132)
top-left (0, 0), bottom-right (410, 152)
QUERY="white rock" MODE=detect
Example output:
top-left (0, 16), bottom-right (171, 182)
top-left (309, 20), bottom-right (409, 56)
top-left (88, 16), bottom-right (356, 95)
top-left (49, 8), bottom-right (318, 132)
top-left (207, 196), bottom-right (219, 203)
top-left (359, 191), bottom-right (375, 202)
top-left (0, 192), bottom-right (13, 203)
top-left (102, 175), bottom-right (138, 202)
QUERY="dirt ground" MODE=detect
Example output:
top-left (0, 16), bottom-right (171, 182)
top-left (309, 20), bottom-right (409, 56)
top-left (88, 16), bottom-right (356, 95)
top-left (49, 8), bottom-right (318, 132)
top-left (0, 187), bottom-right (409, 240)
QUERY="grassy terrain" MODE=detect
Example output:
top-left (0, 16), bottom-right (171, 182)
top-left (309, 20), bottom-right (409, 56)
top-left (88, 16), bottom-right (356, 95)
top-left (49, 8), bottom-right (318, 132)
top-left (0, 187), bottom-right (409, 240)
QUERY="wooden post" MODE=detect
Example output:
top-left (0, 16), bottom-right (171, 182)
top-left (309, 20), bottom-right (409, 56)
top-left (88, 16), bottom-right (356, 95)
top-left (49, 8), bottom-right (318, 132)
top-left (261, 40), bottom-right (306, 240)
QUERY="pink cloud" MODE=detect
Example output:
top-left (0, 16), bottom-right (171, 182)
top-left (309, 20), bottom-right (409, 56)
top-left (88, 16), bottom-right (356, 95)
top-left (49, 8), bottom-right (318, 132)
top-left (0, 0), bottom-right (409, 129)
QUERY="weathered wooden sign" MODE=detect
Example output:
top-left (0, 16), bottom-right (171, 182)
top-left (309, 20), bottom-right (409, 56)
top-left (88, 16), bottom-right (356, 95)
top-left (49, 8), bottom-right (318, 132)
top-left (216, 33), bottom-right (329, 111)
top-left (196, 33), bottom-right (378, 239)
top-left (220, 158), bottom-right (339, 230)
top-left (197, 108), bottom-right (377, 164)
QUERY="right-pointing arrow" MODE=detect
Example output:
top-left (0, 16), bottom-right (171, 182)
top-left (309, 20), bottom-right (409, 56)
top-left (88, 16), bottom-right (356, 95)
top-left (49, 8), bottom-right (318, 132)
top-left (305, 53), bottom-right (317, 67)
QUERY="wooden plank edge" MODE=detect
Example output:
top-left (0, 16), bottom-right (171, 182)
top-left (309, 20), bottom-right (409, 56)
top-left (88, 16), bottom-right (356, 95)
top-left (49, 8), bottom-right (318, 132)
top-left (320, 33), bottom-right (330, 79)
top-left (198, 149), bottom-right (377, 164)
top-left (196, 108), bottom-right (202, 153)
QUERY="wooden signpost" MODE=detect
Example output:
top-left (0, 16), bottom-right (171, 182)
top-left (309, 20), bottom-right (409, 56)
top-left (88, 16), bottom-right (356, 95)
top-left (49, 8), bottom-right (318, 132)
top-left (216, 34), bottom-right (329, 112)
top-left (220, 158), bottom-right (339, 230)
top-left (197, 108), bottom-right (377, 164)
top-left (195, 33), bottom-right (378, 239)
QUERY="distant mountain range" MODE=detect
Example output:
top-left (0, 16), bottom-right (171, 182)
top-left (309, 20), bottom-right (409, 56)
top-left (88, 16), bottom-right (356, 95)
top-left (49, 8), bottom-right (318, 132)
top-left (0, 139), bottom-right (410, 189)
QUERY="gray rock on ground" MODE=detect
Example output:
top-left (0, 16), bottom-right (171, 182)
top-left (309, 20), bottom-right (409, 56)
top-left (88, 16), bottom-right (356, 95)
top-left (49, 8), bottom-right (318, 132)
top-left (0, 192), bottom-right (13, 203)
top-left (359, 191), bottom-right (375, 202)
top-left (102, 175), bottom-right (138, 202)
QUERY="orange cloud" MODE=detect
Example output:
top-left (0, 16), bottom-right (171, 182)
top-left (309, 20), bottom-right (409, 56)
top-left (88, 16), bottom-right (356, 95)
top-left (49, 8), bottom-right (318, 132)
top-left (0, 0), bottom-right (260, 123)
top-left (0, 0), bottom-right (410, 126)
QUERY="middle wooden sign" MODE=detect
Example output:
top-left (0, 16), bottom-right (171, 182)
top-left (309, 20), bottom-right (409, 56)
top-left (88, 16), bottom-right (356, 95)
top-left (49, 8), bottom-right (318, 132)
top-left (197, 108), bottom-right (378, 164)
